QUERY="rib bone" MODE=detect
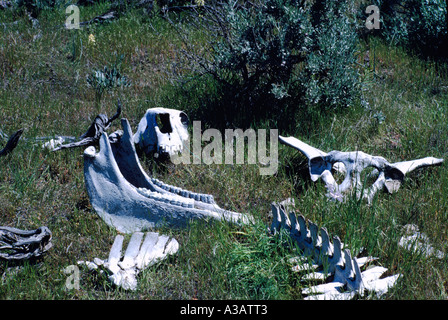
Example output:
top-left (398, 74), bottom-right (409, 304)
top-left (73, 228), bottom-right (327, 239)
top-left (270, 203), bottom-right (400, 300)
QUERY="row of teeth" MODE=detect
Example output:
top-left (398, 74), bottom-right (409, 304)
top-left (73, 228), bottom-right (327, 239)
top-left (137, 188), bottom-right (195, 208)
top-left (150, 178), bottom-right (215, 204)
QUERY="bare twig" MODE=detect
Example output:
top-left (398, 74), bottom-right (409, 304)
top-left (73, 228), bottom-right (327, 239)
top-left (52, 100), bottom-right (122, 151)
top-left (0, 129), bottom-right (23, 157)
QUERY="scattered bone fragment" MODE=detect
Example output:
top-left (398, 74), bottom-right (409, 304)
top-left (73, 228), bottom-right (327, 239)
top-left (0, 129), bottom-right (23, 157)
top-left (399, 224), bottom-right (444, 259)
top-left (44, 101), bottom-right (121, 151)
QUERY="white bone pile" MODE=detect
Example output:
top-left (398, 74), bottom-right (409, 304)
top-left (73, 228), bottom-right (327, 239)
top-left (270, 203), bottom-right (401, 300)
top-left (78, 231), bottom-right (179, 290)
top-left (279, 136), bottom-right (443, 203)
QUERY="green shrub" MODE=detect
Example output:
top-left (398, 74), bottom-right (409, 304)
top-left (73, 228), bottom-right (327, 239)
top-left (177, 0), bottom-right (362, 129)
top-left (86, 55), bottom-right (131, 104)
top-left (156, 0), bottom-right (192, 8)
top-left (374, 0), bottom-right (448, 58)
top-left (303, 0), bottom-right (361, 109)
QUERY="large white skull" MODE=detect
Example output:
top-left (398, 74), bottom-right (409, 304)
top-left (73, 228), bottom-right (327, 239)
top-left (279, 135), bottom-right (443, 203)
top-left (133, 108), bottom-right (189, 157)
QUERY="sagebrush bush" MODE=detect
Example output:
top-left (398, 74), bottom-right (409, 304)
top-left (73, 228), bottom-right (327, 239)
top-left (86, 55), bottom-right (131, 104)
top-left (373, 0), bottom-right (448, 58)
top-left (303, 0), bottom-right (361, 109)
top-left (178, 0), bottom-right (362, 129)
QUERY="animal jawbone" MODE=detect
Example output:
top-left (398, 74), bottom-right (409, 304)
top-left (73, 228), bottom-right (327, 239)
top-left (83, 118), bottom-right (252, 233)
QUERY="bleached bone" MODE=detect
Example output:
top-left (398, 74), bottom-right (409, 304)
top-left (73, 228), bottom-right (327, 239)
top-left (271, 203), bottom-right (400, 300)
top-left (0, 226), bottom-right (52, 261)
top-left (398, 224), bottom-right (444, 259)
top-left (133, 108), bottom-right (189, 158)
top-left (83, 118), bottom-right (252, 233)
top-left (43, 106), bottom-right (187, 159)
top-left (78, 231), bottom-right (179, 290)
top-left (279, 135), bottom-right (443, 203)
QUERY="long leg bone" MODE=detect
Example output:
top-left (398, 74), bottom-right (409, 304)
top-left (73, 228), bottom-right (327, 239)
top-left (271, 203), bottom-right (400, 300)
top-left (279, 135), bottom-right (443, 203)
top-left (83, 118), bottom-right (252, 233)
top-left (78, 231), bottom-right (179, 290)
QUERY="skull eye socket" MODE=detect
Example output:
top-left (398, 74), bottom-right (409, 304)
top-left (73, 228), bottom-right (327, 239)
top-left (179, 112), bottom-right (189, 127)
top-left (385, 167), bottom-right (404, 181)
top-left (156, 113), bottom-right (173, 134)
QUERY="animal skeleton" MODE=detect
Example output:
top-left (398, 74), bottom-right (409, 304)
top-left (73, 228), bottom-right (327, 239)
top-left (270, 203), bottom-right (400, 300)
top-left (279, 135), bottom-right (443, 203)
top-left (83, 117), bottom-right (252, 233)
top-left (133, 107), bottom-right (189, 158)
top-left (78, 231), bottom-right (179, 290)
top-left (45, 106), bottom-right (189, 160)
top-left (0, 226), bottom-right (52, 261)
